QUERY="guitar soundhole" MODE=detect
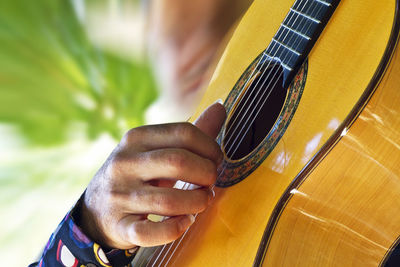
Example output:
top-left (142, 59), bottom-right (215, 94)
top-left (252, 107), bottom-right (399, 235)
top-left (222, 61), bottom-right (287, 161)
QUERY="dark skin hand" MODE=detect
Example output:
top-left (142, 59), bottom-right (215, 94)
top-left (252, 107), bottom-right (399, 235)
top-left (79, 102), bottom-right (226, 250)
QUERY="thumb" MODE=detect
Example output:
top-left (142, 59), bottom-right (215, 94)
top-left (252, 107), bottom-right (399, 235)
top-left (193, 100), bottom-right (226, 139)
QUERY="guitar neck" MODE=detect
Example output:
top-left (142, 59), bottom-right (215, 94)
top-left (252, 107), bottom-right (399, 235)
top-left (264, 0), bottom-right (341, 87)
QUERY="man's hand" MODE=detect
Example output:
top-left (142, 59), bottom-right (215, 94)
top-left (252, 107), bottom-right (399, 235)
top-left (79, 102), bottom-right (226, 250)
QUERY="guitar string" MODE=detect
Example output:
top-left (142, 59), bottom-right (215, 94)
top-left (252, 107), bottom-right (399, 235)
top-left (224, 0), bottom-right (323, 158)
top-left (163, 182), bottom-right (216, 267)
top-left (142, 182), bottom-right (192, 266)
top-left (152, 187), bottom-right (216, 267)
top-left (149, 3), bottom-right (310, 265)
top-left (162, 210), bottom-right (201, 266)
top-left (155, 1), bottom-right (324, 265)
top-left (221, 0), bottom-right (321, 146)
top-left (153, 0), bottom-right (321, 265)
top-left (144, 4), bottom-right (307, 266)
top-left (150, 183), bottom-right (194, 266)
top-left (222, 0), bottom-right (315, 155)
top-left (149, 186), bottom-right (206, 267)
top-left (157, 13), bottom-right (310, 267)
top-left (213, 0), bottom-right (326, 255)
top-left (135, 181), bottom-right (191, 267)
top-left (217, 0), bottom-right (311, 147)
top-left (152, 0), bottom-right (324, 265)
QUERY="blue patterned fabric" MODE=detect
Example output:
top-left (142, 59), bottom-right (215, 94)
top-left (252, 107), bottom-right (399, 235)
top-left (30, 199), bottom-right (137, 267)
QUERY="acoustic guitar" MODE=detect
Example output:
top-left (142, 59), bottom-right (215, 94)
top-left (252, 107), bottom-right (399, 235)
top-left (133, 0), bottom-right (400, 265)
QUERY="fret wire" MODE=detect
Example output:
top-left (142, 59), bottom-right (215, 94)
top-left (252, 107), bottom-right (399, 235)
top-left (290, 8), bottom-right (321, 24)
top-left (222, 0), bottom-right (330, 182)
top-left (314, 0), bottom-right (332, 6)
top-left (279, 62), bottom-right (293, 72)
top-left (266, 41), bottom-right (299, 68)
top-left (283, 13), bottom-right (318, 36)
top-left (263, 52), bottom-right (293, 71)
top-left (281, 23), bottom-right (311, 40)
top-left (294, 0), bottom-right (330, 20)
top-left (272, 38), bottom-right (302, 56)
top-left (275, 26), bottom-right (309, 53)
top-left (154, 1), bottom-right (340, 265)
top-left (269, 0), bottom-right (335, 70)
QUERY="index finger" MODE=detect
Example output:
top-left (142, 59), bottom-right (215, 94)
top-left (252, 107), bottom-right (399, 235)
top-left (122, 122), bottom-right (223, 165)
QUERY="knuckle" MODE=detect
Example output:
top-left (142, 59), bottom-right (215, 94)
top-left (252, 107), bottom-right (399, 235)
top-left (159, 195), bottom-right (179, 213)
top-left (105, 155), bottom-right (124, 178)
top-left (106, 152), bottom-right (142, 181)
top-left (166, 151), bottom-right (187, 174)
top-left (101, 185), bottom-right (125, 206)
top-left (121, 126), bottom-right (146, 145)
top-left (133, 189), bottom-right (178, 214)
top-left (129, 153), bottom-right (145, 169)
top-left (130, 188), bottom-right (147, 205)
top-left (105, 190), bottom-right (118, 204)
top-left (174, 122), bottom-right (196, 142)
top-left (121, 128), bottom-right (136, 145)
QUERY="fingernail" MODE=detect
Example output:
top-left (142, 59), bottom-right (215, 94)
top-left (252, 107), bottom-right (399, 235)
top-left (188, 214), bottom-right (195, 224)
top-left (208, 188), bottom-right (216, 204)
top-left (215, 98), bottom-right (224, 105)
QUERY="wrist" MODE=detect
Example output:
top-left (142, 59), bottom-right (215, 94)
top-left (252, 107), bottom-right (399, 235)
top-left (72, 191), bottom-right (112, 250)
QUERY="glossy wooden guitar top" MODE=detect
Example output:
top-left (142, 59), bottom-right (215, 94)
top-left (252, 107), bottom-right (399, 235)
top-left (264, 46), bottom-right (400, 266)
top-left (135, 0), bottom-right (400, 265)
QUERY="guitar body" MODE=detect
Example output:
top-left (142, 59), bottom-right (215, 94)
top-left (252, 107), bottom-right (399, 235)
top-left (137, 0), bottom-right (400, 266)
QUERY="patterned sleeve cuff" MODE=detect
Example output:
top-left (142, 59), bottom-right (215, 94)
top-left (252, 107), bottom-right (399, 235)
top-left (36, 194), bottom-right (137, 267)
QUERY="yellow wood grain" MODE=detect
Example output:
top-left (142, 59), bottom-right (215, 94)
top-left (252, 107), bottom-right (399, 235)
top-left (137, 0), bottom-right (397, 266)
top-left (265, 39), bottom-right (400, 267)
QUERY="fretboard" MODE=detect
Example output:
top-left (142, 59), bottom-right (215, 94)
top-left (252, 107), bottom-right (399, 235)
top-left (264, 0), bottom-right (340, 86)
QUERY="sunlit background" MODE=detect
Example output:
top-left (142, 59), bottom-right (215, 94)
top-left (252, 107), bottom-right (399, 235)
top-left (0, 0), bottom-right (158, 265)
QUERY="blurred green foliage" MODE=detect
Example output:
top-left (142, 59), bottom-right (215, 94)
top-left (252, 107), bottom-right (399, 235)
top-left (0, 0), bottom-right (157, 146)
top-left (0, 1), bottom-right (157, 265)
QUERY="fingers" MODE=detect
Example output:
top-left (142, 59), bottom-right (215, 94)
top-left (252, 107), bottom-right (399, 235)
top-left (115, 148), bottom-right (217, 186)
top-left (122, 122), bottom-right (222, 164)
top-left (119, 214), bottom-right (195, 247)
top-left (86, 102), bottom-right (225, 249)
top-left (193, 101), bottom-right (226, 139)
top-left (121, 102), bottom-right (226, 165)
top-left (115, 186), bottom-right (212, 216)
